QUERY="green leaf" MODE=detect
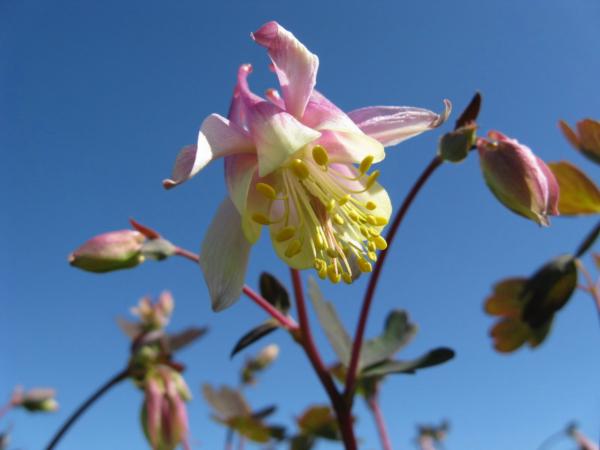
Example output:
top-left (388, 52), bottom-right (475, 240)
top-left (227, 416), bottom-right (272, 443)
top-left (359, 310), bottom-right (417, 370)
top-left (521, 255), bottom-right (578, 327)
top-left (360, 348), bottom-right (455, 377)
top-left (167, 326), bottom-right (207, 353)
top-left (202, 385), bottom-right (251, 419)
top-left (290, 435), bottom-right (316, 450)
top-left (297, 405), bottom-right (341, 441)
top-left (230, 321), bottom-right (279, 358)
top-left (307, 278), bottom-right (352, 366)
top-left (548, 161), bottom-right (600, 215)
top-left (260, 272), bottom-right (291, 313)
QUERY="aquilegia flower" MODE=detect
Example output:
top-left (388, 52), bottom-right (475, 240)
top-left (164, 21), bottom-right (450, 310)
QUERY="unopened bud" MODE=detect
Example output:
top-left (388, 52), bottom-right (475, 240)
top-left (12, 387), bottom-right (58, 413)
top-left (477, 131), bottom-right (559, 226)
top-left (69, 230), bottom-right (145, 273)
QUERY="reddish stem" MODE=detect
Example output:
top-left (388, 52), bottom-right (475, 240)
top-left (367, 393), bottom-right (393, 450)
top-left (174, 247), bottom-right (298, 330)
top-left (290, 269), bottom-right (357, 450)
top-left (345, 156), bottom-right (443, 398)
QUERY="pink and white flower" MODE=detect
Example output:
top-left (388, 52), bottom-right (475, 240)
top-left (164, 21), bottom-right (450, 310)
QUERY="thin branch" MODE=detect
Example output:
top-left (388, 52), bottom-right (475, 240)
top-left (174, 247), bottom-right (298, 330)
top-left (345, 156), bottom-right (443, 398)
top-left (366, 393), bottom-right (393, 450)
top-left (290, 269), bottom-right (357, 450)
top-left (45, 369), bottom-right (130, 450)
top-left (576, 259), bottom-right (600, 322)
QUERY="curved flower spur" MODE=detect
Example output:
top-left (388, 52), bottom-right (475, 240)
top-left (163, 21), bottom-right (450, 310)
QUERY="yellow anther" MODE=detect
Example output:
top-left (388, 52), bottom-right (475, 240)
top-left (342, 273), bottom-right (353, 284)
top-left (359, 155), bottom-right (374, 174)
top-left (366, 215), bottom-right (377, 226)
top-left (315, 234), bottom-right (325, 250)
top-left (327, 263), bottom-right (341, 284)
top-left (368, 228), bottom-right (380, 237)
top-left (326, 199), bottom-right (336, 212)
top-left (326, 248), bottom-right (338, 258)
top-left (360, 226), bottom-right (369, 237)
top-left (314, 258), bottom-right (326, 271)
top-left (318, 267), bottom-right (327, 279)
top-left (255, 182), bottom-right (277, 200)
top-left (375, 216), bottom-right (388, 226)
top-left (365, 170), bottom-right (380, 189)
top-left (338, 195), bottom-right (350, 206)
top-left (367, 241), bottom-right (376, 252)
top-left (275, 226), bottom-right (296, 242)
top-left (333, 214), bottom-right (345, 225)
top-left (291, 159), bottom-right (310, 179)
top-left (348, 210), bottom-right (359, 221)
top-left (284, 239), bottom-right (302, 258)
top-left (252, 213), bottom-right (271, 225)
top-left (358, 258), bottom-right (373, 273)
top-left (366, 201), bottom-right (377, 210)
top-left (368, 251), bottom-right (378, 261)
top-left (373, 235), bottom-right (388, 250)
top-left (312, 145), bottom-right (329, 166)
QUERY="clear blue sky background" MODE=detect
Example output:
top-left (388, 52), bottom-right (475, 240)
top-left (2, 1), bottom-right (599, 449)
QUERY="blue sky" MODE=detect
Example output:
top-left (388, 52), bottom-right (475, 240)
top-left (2, 0), bottom-right (599, 449)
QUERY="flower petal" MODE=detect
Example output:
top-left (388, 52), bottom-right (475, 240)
top-left (316, 130), bottom-right (385, 164)
top-left (199, 197), bottom-right (252, 311)
top-left (347, 100), bottom-right (451, 147)
top-left (237, 65), bottom-right (320, 176)
top-left (225, 153), bottom-right (272, 244)
top-left (252, 21), bottom-right (319, 119)
top-left (163, 114), bottom-right (254, 189)
top-left (302, 90), bottom-right (362, 133)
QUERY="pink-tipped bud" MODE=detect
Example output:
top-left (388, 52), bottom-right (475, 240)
top-left (11, 387), bottom-right (59, 413)
top-left (131, 291), bottom-right (175, 331)
top-left (141, 367), bottom-right (190, 450)
top-left (477, 131), bottom-right (559, 226)
top-left (68, 230), bottom-right (146, 273)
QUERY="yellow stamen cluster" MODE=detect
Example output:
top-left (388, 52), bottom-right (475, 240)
top-left (251, 145), bottom-right (389, 283)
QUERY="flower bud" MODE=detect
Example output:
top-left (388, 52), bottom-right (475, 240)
top-left (11, 387), bottom-right (58, 413)
top-left (69, 230), bottom-right (146, 273)
top-left (132, 292), bottom-right (174, 331)
top-left (559, 118), bottom-right (600, 164)
top-left (477, 131), bottom-right (559, 226)
top-left (141, 367), bottom-right (190, 450)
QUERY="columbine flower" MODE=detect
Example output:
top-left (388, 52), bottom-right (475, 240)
top-left (164, 21), bottom-right (450, 310)
top-left (477, 131), bottom-right (559, 226)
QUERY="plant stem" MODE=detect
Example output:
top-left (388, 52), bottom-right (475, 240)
top-left (174, 247), bottom-right (298, 330)
top-left (345, 156), bottom-right (443, 398)
top-left (366, 393), bottom-right (393, 450)
top-left (290, 269), bottom-right (357, 450)
top-left (45, 369), bottom-right (129, 450)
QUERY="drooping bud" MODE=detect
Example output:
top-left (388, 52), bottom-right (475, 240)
top-left (69, 230), bottom-right (146, 273)
top-left (241, 344), bottom-right (279, 385)
top-left (559, 118), bottom-right (600, 165)
top-left (11, 387), bottom-right (58, 413)
top-left (477, 131), bottom-right (559, 226)
top-left (141, 367), bottom-right (190, 450)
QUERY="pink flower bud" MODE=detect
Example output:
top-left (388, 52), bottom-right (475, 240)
top-left (477, 131), bottom-right (559, 226)
top-left (11, 387), bottom-right (58, 413)
top-left (69, 230), bottom-right (146, 273)
top-left (141, 367), bottom-right (190, 450)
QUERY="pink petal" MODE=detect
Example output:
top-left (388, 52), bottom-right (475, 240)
top-left (302, 90), bottom-right (362, 133)
top-left (199, 197), bottom-right (252, 311)
top-left (265, 88), bottom-right (285, 109)
top-left (163, 114), bottom-right (254, 189)
top-left (347, 100), bottom-right (451, 147)
top-left (237, 65), bottom-right (320, 176)
top-left (145, 379), bottom-right (162, 446)
top-left (315, 130), bottom-right (385, 164)
top-left (252, 21), bottom-right (319, 119)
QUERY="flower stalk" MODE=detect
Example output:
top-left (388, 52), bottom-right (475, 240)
top-left (45, 369), bottom-right (130, 450)
top-left (345, 155), bottom-right (443, 398)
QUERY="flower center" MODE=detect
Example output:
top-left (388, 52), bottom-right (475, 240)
top-left (251, 145), bottom-right (389, 284)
